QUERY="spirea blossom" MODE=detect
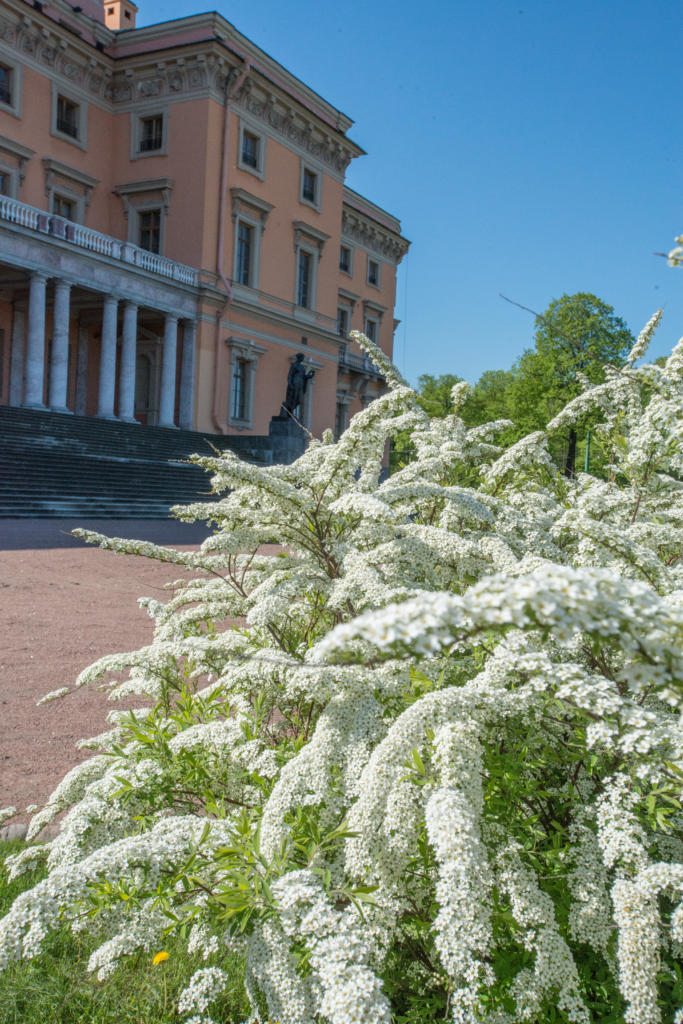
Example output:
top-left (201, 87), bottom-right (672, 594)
top-left (1, 318), bottom-right (683, 1023)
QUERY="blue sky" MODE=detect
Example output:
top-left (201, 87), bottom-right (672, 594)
top-left (139, 0), bottom-right (683, 385)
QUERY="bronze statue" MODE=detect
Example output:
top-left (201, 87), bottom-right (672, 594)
top-left (282, 353), bottom-right (314, 418)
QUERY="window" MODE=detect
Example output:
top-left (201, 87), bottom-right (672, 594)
top-left (235, 220), bottom-right (254, 286)
top-left (52, 194), bottom-right (75, 219)
top-left (367, 258), bottom-right (380, 287)
top-left (0, 64), bottom-right (12, 107)
top-left (231, 357), bottom-right (249, 420)
top-left (297, 249), bottom-right (313, 308)
top-left (51, 86), bottom-right (87, 147)
top-left (237, 123), bottom-right (265, 178)
top-left (56, 96), bottom-right (80, 139)
top-left (241, 131), bottom-right (259, 169)
top-left (339, 245), bottom-right (352, 274)
top-left (337, 306), bottom-right (349, 337)
top-left (138, 208), bottom-right (161, 253)
top-left (335, 399), bottom-right (348, 440)
top-left (139, 115), bottom-right (163, 153)
top-left (365, 317), bottom-right (378, 344)
top-left (0, 172), bottom-right (10, 196)
top-left (300, 164), bottom-right (320, 208)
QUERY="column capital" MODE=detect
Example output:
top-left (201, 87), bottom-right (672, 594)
top-left (30, 270), bottom-right (49, 284)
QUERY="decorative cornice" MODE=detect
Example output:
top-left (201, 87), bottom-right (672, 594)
top-left (42, 157), bottom-right (99, 190)
top-left (342, 208), bottom-right (410, 265)
top-left (226, 335), bottom-right (266, 361)
top-left (233, 77), bottom-right (358, 176)
top-left (0, 133), bottom-right (33, 183)
top-left (0, 5), bottom-right (362, 175)
top-left (0, 8), bottom-right (113, 102)
top-left (230, 187), bottom-right (273, 231)
top-left (293, 219), bottom-right (330, 254)
top-left (114, 177), bottom-right (174, 215)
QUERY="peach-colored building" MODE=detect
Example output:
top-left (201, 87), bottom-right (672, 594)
top-left (0, 0), bottom-right (409, 442)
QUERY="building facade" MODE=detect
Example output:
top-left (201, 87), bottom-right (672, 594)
top-left (0, 0), bottom-right (409, 439)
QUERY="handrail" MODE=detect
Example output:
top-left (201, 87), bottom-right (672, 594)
top-left (0, 196), bottom-right (199, 287)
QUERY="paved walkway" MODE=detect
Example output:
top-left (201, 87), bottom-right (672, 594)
top-left (0, 518), bottom-right (209, 818)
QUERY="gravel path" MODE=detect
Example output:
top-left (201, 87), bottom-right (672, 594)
top-left (0, 519), bottom-right (210, 819)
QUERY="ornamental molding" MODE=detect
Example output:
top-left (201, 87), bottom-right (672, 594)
top-left (293, 220), bottom-right (330, 255)
top-left (113, 177), bottom-right (174, 216)
top-left (0, 8), bottom-right (359, 173)
top-left (233, 77), bottom-right (356, 176)
top-left (226, 335), bottom-right (266, 362)
top-left (0, 133), bottom-right (33, 183)
top-left (230, 187), bottom-right (273, 231)
top-left (0, 11), bottom-right (113, 102)
top-left (42, 157), bottom-right (99, 206)
top-left (342, 209), bottom-right (410, 265)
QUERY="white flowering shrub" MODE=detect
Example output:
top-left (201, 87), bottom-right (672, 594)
top-left (1, 317), bottom-right (683, 1024)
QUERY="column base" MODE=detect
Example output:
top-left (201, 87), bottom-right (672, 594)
top-left (96, 411), bottom-right (118, 421)
top-left (24, 401), bottom-right (47, 411)
top-left (157, 421), bottom-right (178, 429)
top-left (49, 406), bottom-right (73, 415)
top-left (118, 416), bottom-right (140, 425)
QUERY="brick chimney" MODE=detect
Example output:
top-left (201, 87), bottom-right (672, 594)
top-left (103, 0), bottom-right (138, 30)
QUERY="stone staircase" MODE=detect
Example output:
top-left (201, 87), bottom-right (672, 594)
top-left (0, 405), bottom-right (272, 518)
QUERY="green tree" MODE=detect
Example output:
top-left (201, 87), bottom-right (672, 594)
top-left (508, 293), bottom-right (633, 474)
top-left (416, 373), bottom-right (463, 417)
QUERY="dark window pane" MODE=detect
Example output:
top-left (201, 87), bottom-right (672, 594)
top-left (241, 131), bottom-right (259, 169)
top-left (298, 250), bottom-right (312, 307)
top-left (52, 195), bottom-right (75, 219)
top-left (139, 209), bottom-right (161, 253)
top-left (302, 168), bottom-right (317, 203)
top-left (339, 245), bottom-right (350, 272)
top-left (0, 65), bottom-right (12, 106)
top-left (337, 307), bottom-right (348, 336)
top-left (231, 358), bottom-right (249, 420)
top-left (368, 260), bottom-right (379, 286)
top-left (57, 96), bottom-right (79, 139)
top-left (139, 115), bottom-right (163, 152)
top-left (236, 221), bottom-right (253, 286)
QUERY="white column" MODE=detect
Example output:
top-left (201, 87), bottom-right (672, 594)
top-left (97, 294), bottom-right (118, 419)
top-left (118, 301), bottom-right (138, 423)
top-left (74, 324), bottom-right (89, 416)
top-left (48, 279), bottom-right (72, 412)
top-left (158, 313), bottom-right (178, 428)
top-left (8, 304), bottom-right (26, 406)
top-left (178, 318), bottom-right (196, 430)
top-left (25, 272), bottom-right (48, 409)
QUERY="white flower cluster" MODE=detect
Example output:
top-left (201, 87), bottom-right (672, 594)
top-left (2, 317), bottom-right (683, 1023)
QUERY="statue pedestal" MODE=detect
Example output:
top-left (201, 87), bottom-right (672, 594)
top-left (268, 415), bottom-right (307, 465)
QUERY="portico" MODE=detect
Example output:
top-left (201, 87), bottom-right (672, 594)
top-left (0, 197), bottom-right (200, 428)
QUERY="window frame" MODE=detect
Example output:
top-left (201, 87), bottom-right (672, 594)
top-left (339, 244), bottom-right (353, 275)
top-left (51, 85), bottom-right (88, 150)
top-left (137, 206), bottom-right (163, 254)
top-left (232, 213), bottom-right (261, 290)
top-left (237, 120), bottom-right (265, 180)
top-left (337, 304), bottom-right (350, 338)
top-left (226, 336), bottom-right (266, 429)
top-left (364, 315), bottom-right (380, 345)
top-left (0, 58), bottom-right (21, 119)
top-left (131, 107), bottom-right (168, 159)
top-left (51, 192), bottom-right (77, 221)
top-left (296, 246), bottom-right (315, 309)
top-left (299, 159), bottom-right (322, 212)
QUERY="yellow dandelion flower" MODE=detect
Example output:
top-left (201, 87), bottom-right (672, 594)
top-left (152, 950), bottom-right (170, 966)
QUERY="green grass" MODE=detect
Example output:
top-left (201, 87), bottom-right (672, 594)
top-left (0, 840), bottom-right (250, 1024)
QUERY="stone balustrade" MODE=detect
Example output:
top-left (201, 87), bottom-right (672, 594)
top-left (0, 196), bottom-right (199, 287)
